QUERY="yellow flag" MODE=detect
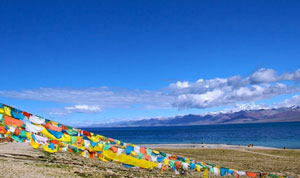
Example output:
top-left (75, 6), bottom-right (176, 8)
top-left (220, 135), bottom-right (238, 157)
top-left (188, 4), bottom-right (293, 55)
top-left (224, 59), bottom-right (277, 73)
top-left (163, 158), bottom-right (169, 166)
top-left (4, 106), bottom-right (11, 116)
top-left (30, 139), bottom-right (40, 149)
top-left (196, 164), bottom-right (201, 172)
top-left (88, 135), bottom-right (100, 142)
top-left (152, 150), bottom-right (159, 154)
top-left (40, 127), bottom-right (71, 142)
top-left (103, 149), bottom-right (158, 169)
top-left (131, 151), bottom-right (137, 156)
top-left (26, 132), bottom-right (32, 140)
top-left (203, 168), bottom-right (208, 178)
top-left (43, 143), bottom-right (57, 153)
top-left (160, 166), bottom-right (164, 174)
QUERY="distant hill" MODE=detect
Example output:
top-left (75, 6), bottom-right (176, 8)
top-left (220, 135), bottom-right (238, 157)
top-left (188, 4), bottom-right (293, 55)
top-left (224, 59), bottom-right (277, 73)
top-left (96, 106), bottom-right (300, 127)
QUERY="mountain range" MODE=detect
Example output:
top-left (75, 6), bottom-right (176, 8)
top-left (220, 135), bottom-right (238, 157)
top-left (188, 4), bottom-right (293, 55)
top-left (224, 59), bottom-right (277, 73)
top-left (96, 106), bottom-right (300, 127)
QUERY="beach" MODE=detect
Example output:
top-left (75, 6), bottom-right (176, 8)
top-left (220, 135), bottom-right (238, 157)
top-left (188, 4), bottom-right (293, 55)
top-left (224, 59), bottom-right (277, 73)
top-left (140, 144), bottom-right (278, 149)
top-left (1, 142), bottom-right (299, 178)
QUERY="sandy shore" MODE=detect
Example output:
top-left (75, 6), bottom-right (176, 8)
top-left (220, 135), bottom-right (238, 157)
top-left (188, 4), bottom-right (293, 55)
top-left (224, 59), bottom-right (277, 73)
top-left (0, 142), bottom-right (299, 178)
top-left (141, 143), bottom-right (280, 149)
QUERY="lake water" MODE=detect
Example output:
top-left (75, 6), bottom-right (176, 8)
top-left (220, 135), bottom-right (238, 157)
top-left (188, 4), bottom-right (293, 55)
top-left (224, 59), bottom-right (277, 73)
top-left (84, 122), bottom-right (300, 149)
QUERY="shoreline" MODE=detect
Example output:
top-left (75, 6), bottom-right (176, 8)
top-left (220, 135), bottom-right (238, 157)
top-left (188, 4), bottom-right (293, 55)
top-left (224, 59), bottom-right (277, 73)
top-left (140, 143), bottom-right (291, 150)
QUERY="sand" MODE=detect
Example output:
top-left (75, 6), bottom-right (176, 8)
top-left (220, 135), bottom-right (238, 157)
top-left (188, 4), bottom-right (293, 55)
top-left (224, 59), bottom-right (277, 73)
top-left (0, 142), bottom-right (299, 178)
top-left (140, 143), bottom-right (278, 149)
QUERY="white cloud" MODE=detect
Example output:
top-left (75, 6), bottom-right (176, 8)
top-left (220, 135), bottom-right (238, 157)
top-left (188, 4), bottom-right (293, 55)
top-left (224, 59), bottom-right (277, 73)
top-left (280, 69), bottom-right (300, 81)
top-left (0, 87), bottom-right (174, 111)
top-left (173, 83), bottom-right (299, 109)
top-left (249, 68), bottom-right (300, 84)
top-left (65, 105), bottom-right (101, 113)
top-left (170, 68), bottom-right (300, 109)
top-left (0, 68), bottom-right (300, 112)
top-left (249, 68), bottom-right (277, 83)
top-left (48, 105), bottom-right (102, 116)
top-left (278, 95), bottom-right (300, 107)
top-left (170, 81), bottom-right (190, 88)
top-left (175, 89), bottom-right (224, 109)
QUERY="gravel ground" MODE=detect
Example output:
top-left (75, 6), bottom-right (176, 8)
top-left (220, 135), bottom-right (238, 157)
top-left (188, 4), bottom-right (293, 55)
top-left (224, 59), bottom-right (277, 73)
top-left (0, 142), bottom-right (299, 178)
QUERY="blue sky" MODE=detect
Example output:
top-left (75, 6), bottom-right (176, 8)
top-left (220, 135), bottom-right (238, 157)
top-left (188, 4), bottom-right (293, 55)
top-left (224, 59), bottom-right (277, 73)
top-left (0, 0), bottom-right (300, 126)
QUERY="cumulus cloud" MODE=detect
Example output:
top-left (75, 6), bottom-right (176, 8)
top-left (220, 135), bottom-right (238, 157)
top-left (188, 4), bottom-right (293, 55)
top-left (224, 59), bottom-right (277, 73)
top-left (169, 81), bottom-right (190, 88)
top-left (278, 95), bottom-right (300, 107)
top-left (0, 68), bottom-right (300, 112)
top-left (170, 68), bottom-right (300, 109)
top-left (280, 69), bottom-right (300, 81)
top-left (173, 83), bottom-right (299, 109)
top-left (249, 68), bottom-right (300, 84)
top-left (65, 105), bottom-right (101, 113)
top-left (175, 89), bottom-right (224, 109)
top-left (249, 68), bottom-right (277, 83)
